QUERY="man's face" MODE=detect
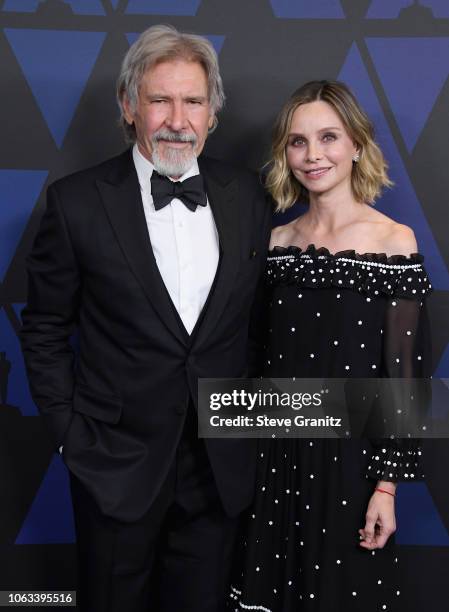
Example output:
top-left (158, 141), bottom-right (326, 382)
top-left (123, 59), bottom-right (214, 178)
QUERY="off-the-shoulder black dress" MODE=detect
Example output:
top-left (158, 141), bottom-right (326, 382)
top-left (230, 245), bottom-right (432, 612)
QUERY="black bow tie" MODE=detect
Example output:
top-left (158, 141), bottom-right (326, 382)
top-left (151, 171), bottom-right (207, 212)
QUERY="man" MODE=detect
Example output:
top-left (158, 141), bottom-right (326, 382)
top-left (20, 25), bottom-right (271, 612)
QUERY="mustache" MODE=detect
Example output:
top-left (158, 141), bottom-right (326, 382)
top-left (152, 129), bottom-right (197, 145)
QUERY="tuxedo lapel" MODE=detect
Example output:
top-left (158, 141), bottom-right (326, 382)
top-left (193, 158), bottom-right (241, 351)
top-left (96, 151), bottom-right (189, 346)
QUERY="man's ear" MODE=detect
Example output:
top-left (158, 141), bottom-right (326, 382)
top-left (122, 95), bottom-right (134, 125)
top-left (208, 114), bottom-right (218, 133)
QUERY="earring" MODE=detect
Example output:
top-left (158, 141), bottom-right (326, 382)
top-left (352, 153), bottom-right (360, 162)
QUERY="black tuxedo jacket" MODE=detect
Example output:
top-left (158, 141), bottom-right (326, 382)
top-left (20, 149), bottom-right (271, 522)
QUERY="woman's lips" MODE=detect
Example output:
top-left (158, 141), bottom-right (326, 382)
top-left (303, 167), bottom-right (332, 179)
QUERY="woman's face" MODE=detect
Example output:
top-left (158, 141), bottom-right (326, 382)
top-left (286, 100), bottom-right (359, 199)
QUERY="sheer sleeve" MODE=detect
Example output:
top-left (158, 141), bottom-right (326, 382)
top-left (366, 258), bottom-right (432, 482)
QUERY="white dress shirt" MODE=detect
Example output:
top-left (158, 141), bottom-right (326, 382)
top-left (132, 144), bottom-right (219, 335)
top-left (58, 148), bottom-right (219, 454)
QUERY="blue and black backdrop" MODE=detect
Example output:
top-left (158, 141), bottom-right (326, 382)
top-left (1, 1), bottom-right (449, 610)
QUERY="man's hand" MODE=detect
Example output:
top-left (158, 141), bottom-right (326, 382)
top-left (359, 481), bottom-right (397, 549)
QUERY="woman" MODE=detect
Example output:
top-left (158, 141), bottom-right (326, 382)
top-left (230, 81), bottom-right (432, 611)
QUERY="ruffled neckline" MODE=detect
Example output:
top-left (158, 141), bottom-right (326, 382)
top-left (266, 243), bottom-right (431, 299)
top-left (268, 244), bottom-right (424, 265)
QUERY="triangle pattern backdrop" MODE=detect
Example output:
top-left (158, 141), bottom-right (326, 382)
top-left (366, 38), bottom-right (449, 152)
top-left (366, 0), bottom-right (449, 19)
top-left (0, 307), bottom-right (37, 416)
top-left (15, 454), bottom-right (75, 544)
top-left (434, 344), bottom-right (449, 378)
top-left (429, 378), bottom-right (449, 420)
top-left (12, 303), bottom-right (25, 322)
top-left (4, 29), bottom-right (106, 148)
top-left (0, 170), bottom-right (48, 281)
top-left (126, 32), bottom-right (225, 54)
top-left (3, 0), bottom-right (106, 15)
top-left (125, 0), bottom-right (202, 16)
top-left (269, 0), bottom-right (345, 18)
top-left (396, 483), bottom-right (449, 545)
top-left (338, 43), bottom-right (449, 290)
top-left (0, 2), bottom-right (448, 558)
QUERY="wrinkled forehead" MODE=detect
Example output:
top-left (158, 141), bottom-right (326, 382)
top-left (141, 56), bottom-right (209, 92)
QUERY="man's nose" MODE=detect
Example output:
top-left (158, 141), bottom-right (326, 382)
top-left (166, 101), bottom-right (187, 131)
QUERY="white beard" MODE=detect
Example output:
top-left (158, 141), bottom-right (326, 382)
top-left (151, 129), bottom-right (197, 177)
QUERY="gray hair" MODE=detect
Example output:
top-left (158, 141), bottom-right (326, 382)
top-left (116, 24), bottom-right (225, 143)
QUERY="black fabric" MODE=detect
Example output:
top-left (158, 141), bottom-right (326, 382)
top-left (20, 149), bottom-right (272, 522)
top-left (71, 405), bottom-right (238, 612)
top-left (151, 171), bottom-right (207, 211)
top-left (232, 244), bottom-right (432, 612)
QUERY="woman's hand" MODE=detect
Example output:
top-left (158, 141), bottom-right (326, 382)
top-left (359, 481), bottom-right (397, 550)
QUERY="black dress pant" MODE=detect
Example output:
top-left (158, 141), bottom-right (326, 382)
top-left (70, 407), bottom-right (239, 612)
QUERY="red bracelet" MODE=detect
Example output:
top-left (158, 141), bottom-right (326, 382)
top-left (375, 487), bottom-right (396, 497)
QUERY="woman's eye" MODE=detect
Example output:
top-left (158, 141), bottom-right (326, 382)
top-left (290, 138), bottom-right (305, 147)
top-left (322, 133), bottom-right (336, 142)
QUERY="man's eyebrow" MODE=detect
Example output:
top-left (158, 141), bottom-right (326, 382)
top-left (143, 93), bottom-right (209, 105)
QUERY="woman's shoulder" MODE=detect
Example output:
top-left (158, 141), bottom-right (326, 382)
top-left (269, 220), bottom-right (298, 249)
top-left (381, 222), bottom-right (418, 257)
top-left (363, 207), bottom-right (418, 257)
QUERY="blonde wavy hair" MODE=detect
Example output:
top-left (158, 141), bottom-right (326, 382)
top-left (266, 80), bottom-right (393, 211)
